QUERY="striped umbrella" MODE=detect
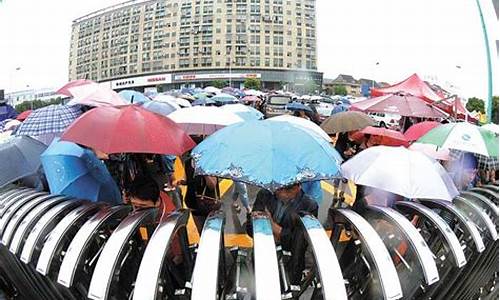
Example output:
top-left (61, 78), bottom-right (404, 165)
top-left (418, 122), bottom-right (498, 157)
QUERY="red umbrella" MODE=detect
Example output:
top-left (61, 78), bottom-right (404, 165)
top-left (354, 126), bottom-right (409, 147)
top-left (351, 94), bottom-right (447, 118)
top-left (16, 110), bottom-right (32, 121)
top-left (404, 121), bottom-right (440, 141)
top-left (61, 105), bottom-right (195, 155)
top-left (56, 79), bottom-right (96, 97)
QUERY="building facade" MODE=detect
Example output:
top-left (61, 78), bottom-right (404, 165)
top-left (69, 0), bottom-right (322, 91)
top-left (5, 88), bottom-right (62, 107)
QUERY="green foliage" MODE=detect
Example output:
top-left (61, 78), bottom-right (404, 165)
top-left (466, 97), bottom-right (485, 114)
top-left (334, 85), bottom-right (348, 96)
top-left (210, 80), bottom-right (227, 89)
top-left (304, 80), bottom-right (319, 94)
top-left (15, 97), bottom-right (63, 113)
top-left (492, 95), bottom-right (499, 124)
top-left (243, 78), bottom-right (261, 90)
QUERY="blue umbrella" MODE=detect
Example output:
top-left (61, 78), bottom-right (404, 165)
top-left (285, 101), bottom-right (313, 113)
top-left (192, 98), bottom-right (216, 106)
top-left (221, 104), bottom-right (264, 121)
top-left (142, 100), bottom-right (180, 116)
top-left (212, 93), bottom-right (239, 105)
top-left (118, 90), bottom-right (150, 104)
top-left (180, 88), bottom-right (196, 95)
top-left (192, 120), bottom-right (343, 191)
top-left (330, 102), bottom-right (349, 115)
top-left (15, 104), bottom-right (82, 138)
top-left (0, 136), bottom-right (47, 187)
top-left (41, 139), bottom-right (121, 204)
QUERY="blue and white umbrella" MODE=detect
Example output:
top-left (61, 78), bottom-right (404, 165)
top-left (192, 120), bottom-right (343, 191)
top-left (119, 90), bottom-right (151, 104)
top-left (15, 105), bottom-right (82, 144)
top-left (142, 100), bottom-right (180, 116)
top-left (212, 93), bottom-right (239, 105)
top-left (285, 101), bottom-right (313, 113)
top-left (41, 139), bottom-right (121, 204)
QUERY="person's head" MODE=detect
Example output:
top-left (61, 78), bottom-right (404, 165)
top-left (275, 183), bottom-right (301, 202)
top-left (127, 174), bottom-right (160, 211)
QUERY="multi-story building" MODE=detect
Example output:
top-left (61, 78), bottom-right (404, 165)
top-left (68, 0), bottom-right (322, 91)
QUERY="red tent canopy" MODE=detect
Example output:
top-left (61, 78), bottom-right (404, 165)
top-left (371, 73), bottom-right (476, 122)
top-left (371, 73), bottom-right (444, 102)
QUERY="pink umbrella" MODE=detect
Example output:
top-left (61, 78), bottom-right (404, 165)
top-left (351, 94), bottom-right (447, 118)
top-left (67, 84), bottom-right (127, 107)
top-left (404, 121), bottom-right (441, 141)
top-left (56, 79), bottom-right (96, 97)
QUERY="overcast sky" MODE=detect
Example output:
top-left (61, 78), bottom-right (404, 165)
top-left (0, 0), bottom-right (498, 100)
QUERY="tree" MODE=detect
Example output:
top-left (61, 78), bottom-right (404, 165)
top-left (466, 97), bottom-right (485, 113)
top-left (15, 97), bottom-right (63, 113)
top-left (334, 85), bottom-right (348, 96)
top-left (243, 78), bottom-right (261, 90)
top-left (304, 80), bottom-right (319, 94)
top-left (492, 95), bottom-right (499, 124)
top-left (210, 80), bottom-right (227, 89)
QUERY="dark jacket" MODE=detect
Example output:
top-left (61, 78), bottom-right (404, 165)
top-left (246, 189), bottom-right (318, 250)
top-left (246, 189), bottom-right (318, 284)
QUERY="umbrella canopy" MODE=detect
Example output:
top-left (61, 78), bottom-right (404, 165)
top-left (168, 106), bottom-right (244, 135)
top-left (61, 105), bottom-right (195, 155)
top-left (417, 122), bottom-right (499, 157)
top-left (320, 111), bottom-right (375, 134)
top-left (359, 126), bottom-right (409, 147)
top-left (192, 120), bottom-right (343, 191)
top-left (241, 95), bottom-right (260, 103)
top-left (285, 101), bottom-right (313, 112)
top-left (192, 98), bottom-right (216, 106)
top-left (221, 104), bottom-right (264, 121)
top-left (154, 94), bottom-right (192, 108)
top-left (67, 84), bottom-right (127, 107)
top-left (212, 93), bottom-right (239, 105)
top-left (351, 94), bottom-right (447, 118)
top-left (193, 92), bottom-right (209, 100)
top-left (244, 89), bottom-right (264, 96)
top-left (15, 105), bottom-right (82, 139)
top-left (56, 79), bottom-right (96, 97)
top-left (16, 110), bottom-right (32, 121)
top-left (204, 86), bottom-right (221, 94)
top-left (0, 103), bottom-right (18, 122)
top-left (482, 123), bottom-right (499, 135)
top-left (268, 115), bottom-right (331, 142)
top-left (0, 136), bottom-right (47, 187)
top-left (41, 139), bottom-right (121, 204)
top-left (341, 146), bottom-right (458, 201)
top-left (404, 121), bottom-right (441, 141)
top-left (330, 102), bottom-right (349, 115)
top-left (118, 90), bottom-right (151, 104)
top-left (0, 119), bottom-right (21, 132)
top-left (409, 143), bottom-right (450, 161)
top-left (142, 100), bottom-right (180, 116)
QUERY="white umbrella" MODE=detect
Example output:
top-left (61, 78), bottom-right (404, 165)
top-left (244, 89), bottom-right (264, 96)
top-left (482, 123), bottom-right (499, 135)
top-left (341, 146), bottom-right (459, 201)
top-left (409, 143), bottom-right (450, 161)
top-left (154, 94), bottom-right (192, 108)
top-left (268, 115), bottom-right (331, 142)
top-left (204, 86), bottom-right (221, 94)
top-left (168, 106), bottom-right (244, 135)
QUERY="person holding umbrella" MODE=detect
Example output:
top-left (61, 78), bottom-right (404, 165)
top-left (247, 183), bottom-right (318, 285)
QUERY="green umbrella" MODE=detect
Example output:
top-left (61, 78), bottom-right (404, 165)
top-left (193, 93), bottom-right (208, 100)
top-left (417, 122), bottom-right (498, 157)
